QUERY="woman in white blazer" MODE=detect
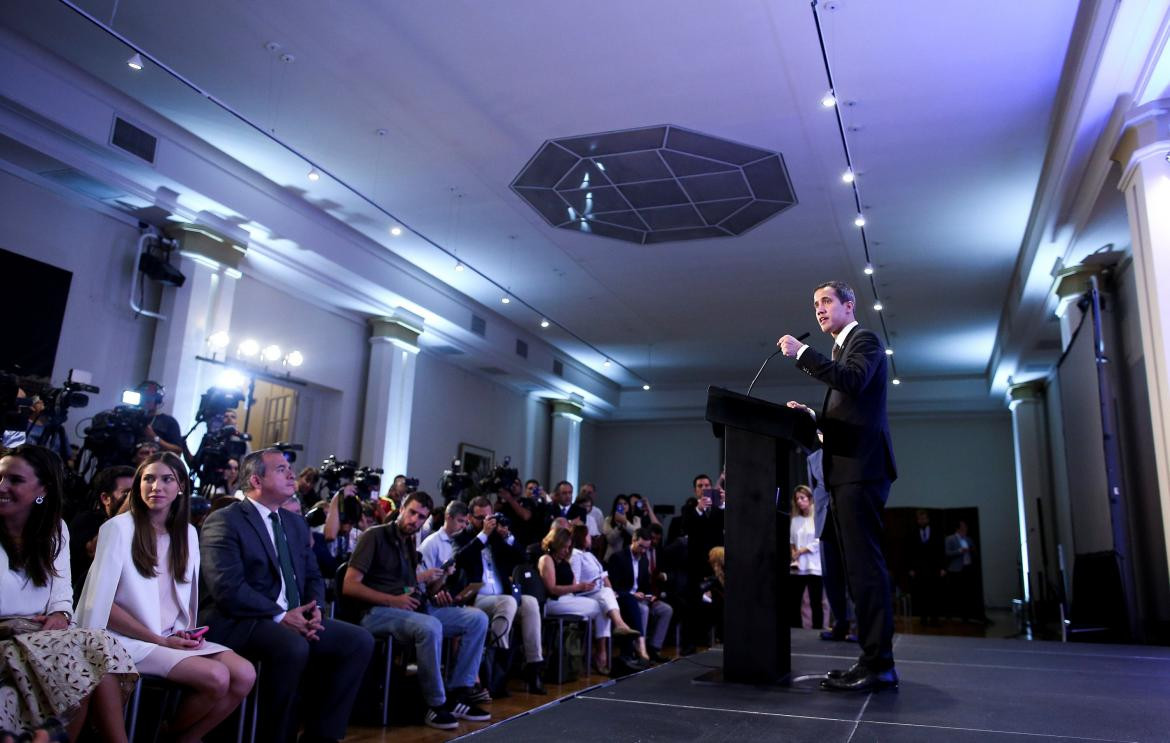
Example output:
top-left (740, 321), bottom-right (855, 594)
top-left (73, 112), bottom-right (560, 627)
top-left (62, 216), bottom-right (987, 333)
top-left (77, 453), bottom-right (255, 743)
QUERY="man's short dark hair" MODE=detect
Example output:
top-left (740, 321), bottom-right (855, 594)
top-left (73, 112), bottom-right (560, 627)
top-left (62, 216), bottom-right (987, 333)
top-left (445, 500), bottom-right (470, 519)
top-left (468, 496), bottom-right (492, 512)
top-left (403, 491), bottom-right (434, 513)
top-left (241, 448), bottom-right (284, 491)
top-left (91, 465), bottom-right (134, 501)
top-left (525, 479), bottom-right (539, 488)
top-left (554, 480), bottom-right (572, 492)
top-left (648, 523), bottom-right (664, 536)
top-left (815, 280), bottom-right (856, 305)
top-left (634, 527), bottom-right (653, 542)
top-left (693, 474), bottom-right (711, 488)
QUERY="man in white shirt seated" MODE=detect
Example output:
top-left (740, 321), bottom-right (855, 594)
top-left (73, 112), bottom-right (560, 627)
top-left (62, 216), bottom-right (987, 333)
top-left (450, 497), bottom-right (546, 694)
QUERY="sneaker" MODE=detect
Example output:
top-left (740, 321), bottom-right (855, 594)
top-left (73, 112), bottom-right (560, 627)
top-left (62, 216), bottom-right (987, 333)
top-left (424, 707), bottom-right (459, 730)
top-left (466, 684), bottom-right (492, 704)
top-left (450, 699), bottom-right (491, 722)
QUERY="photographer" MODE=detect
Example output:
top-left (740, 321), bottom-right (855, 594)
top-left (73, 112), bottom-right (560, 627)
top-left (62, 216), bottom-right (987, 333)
top-left (495, 477), bottom-right (541, 549)
top-left (135, 380), bottom-right (185, 458)
top-left (68, 464), bottom-right (134, 600)
top-left (455, 497), bottom-right (546, 695)
top-left (295, 466), bottom-right (320, 508)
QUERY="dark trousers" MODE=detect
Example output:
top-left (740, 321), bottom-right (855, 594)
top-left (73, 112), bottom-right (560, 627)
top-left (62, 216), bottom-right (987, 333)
top-left (233, 617), bottom-right (374, 742)
top-left (819, 512), bottom-right (850, 635)
top-left (911, 571), bottom-right (943, 621)
top-left (830, 479), bottom-right (894, 671)
top-left (789, 574), bottom-right (824, 629)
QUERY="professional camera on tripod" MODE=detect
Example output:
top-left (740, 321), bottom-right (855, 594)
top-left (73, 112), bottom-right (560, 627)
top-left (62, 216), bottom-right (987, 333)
top-left (438, 457), bottom-right (475, 504)
top-left (190, 386), bottom-right (250, 494)
top-left (1, 368), bottom-right (97, 460)
top-left (477, 456), bottom-right (519, 494)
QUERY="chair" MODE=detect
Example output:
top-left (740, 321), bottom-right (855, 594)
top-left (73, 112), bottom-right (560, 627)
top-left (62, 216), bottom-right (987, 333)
top-left (124, 674), bottom-right (181, 743)
top-left (334, 561), bottom-right (394, 726)
top-left (542, 612), bottom-right (593, 683)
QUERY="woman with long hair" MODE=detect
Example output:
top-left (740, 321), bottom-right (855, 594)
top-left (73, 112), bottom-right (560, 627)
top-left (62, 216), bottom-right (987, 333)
top-left (789, 485), bottom-right (823, 629)
top-left (601, 494), bottom-right (639, 561)
top-left (77, 452), bottom-right (255, 742)
top-left (0, 445), bottom-right (136, 742)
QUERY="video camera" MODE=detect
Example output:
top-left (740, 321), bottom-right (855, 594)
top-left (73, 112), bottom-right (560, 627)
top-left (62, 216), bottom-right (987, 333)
top-left (1, 368), bottom-right (97, 445)
top-left (353, 465), bottom-right (383, 500)
top-left (438, 457), bottom-right (474, 503)
top-left (191, 386), bottom-right (250, 492)
top-left (477, 455), bottom-right (519, 493)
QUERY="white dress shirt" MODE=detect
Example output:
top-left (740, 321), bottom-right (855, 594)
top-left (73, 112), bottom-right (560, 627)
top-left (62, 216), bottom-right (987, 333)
top-left (248, 499), bottom-right (291, 621)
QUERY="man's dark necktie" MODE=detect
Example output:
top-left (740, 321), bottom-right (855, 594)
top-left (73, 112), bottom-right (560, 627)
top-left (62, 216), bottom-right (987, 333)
top-left (832, 344), bottom-right (841, 361)
top-left (270, 512), bottom-right (301, 608)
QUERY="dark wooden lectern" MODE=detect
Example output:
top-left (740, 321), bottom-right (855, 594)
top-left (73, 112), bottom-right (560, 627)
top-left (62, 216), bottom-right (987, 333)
top-left (698, 386), bottom-right (819, 685)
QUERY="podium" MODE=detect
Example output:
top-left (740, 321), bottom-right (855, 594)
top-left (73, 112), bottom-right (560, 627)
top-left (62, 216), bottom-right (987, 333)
top-left (698, 386), bottom-right (819, 685)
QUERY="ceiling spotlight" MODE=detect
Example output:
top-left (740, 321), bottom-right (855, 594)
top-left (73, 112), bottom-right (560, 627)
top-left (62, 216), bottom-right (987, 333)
top-left (285, 350), bottom-right (304, 367)
top-left (207, 331), bottom-right (230, 350)
top-left (454, 261), bottom-right (464, 272)
top-left (390, 226), bottom-right (402, 236)
top-left (892, 378), bottom-right (902, 385)
top-left (307, 168), bottom-right (320, 182)
top-left (885, 348), bottom-right (894, 356)
top-left (642, 384), bottom-right (651, 391)
top-left (127, 53), bottom-right (144, 70)
top-left (854, 215), bottom-right (866, 227)
top-left (873, 301), bottom-right (883, 311)
top-left (863, 262), bottom-right (874, 275)
top-left (261, 344), bottom-right (282, 362)
top-left (540, 318), bottom-right (550, 328)
top-left (842, 169), bottom-right (855, 183)
top-left (820, 91), bottom-right (837, 108)
top-left (238, 339), bottom-right (260, 358)
top-left (603, 359), bottom-right (611, 368)
top-left (501, 296), bottom-right (511, 305)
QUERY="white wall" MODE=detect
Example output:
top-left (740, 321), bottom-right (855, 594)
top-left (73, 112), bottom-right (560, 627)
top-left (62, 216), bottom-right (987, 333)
top-left (228, 275), bottom-right (368, 466)
top-left (888, 412), bottom-right (1019, 607)
top-left (0, 170), bottom-right (156, 413)
top-left (580, 418), bottom-right (722, 513)
top-left (407, 351), bottom-right (529, 489)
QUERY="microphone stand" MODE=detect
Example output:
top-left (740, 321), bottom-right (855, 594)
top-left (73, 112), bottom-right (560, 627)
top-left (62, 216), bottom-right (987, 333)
top-left (747, 332), bottom-right (809, 397)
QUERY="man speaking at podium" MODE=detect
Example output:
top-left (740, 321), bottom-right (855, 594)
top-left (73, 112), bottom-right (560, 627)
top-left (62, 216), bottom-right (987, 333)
top-left (777, 280), bottom-right (898, 692)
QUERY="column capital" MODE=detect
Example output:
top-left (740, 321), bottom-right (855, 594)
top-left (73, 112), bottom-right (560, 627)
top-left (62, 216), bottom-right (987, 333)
top-left (369, 309), bottom-right (423, 351)
top-left (1007, 379), bottom-right (1045, 409)
top-left (1052, 259), bottom-right (1115, 318)
top-left (551, 396), bottom-right (584, 421)
top-left (1114, 98), bottom-right (1170, 190)
top-left (166, 224), bottom-right (247, 273)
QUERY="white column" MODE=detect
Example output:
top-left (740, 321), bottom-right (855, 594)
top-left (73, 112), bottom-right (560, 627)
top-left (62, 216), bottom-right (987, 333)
top-left (548, 397), bottom-right (583, 488)
top-left (148, 227), bottom-right (243, 431)
top-left (1114, 99), bottom-right (1170, 581)
top-left (522, 392), bottom-right (545, 483)
top-left (360, 310), bottom-right (422, 477)
top-left (1008, 381), bottom-right (1053, 607)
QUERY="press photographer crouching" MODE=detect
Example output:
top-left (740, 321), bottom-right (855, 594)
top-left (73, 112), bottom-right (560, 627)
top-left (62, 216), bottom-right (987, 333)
top-left (342, 491), bottom-right (491, 731)
top-left (455, 497), bottom-right (546, 695)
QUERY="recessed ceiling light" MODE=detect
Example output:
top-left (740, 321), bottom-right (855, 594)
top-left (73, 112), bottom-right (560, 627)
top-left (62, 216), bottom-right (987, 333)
top-left (501, 296), bottom-right (510, 305)
top-left (885, 348), bottom-right (894, 356)
top-left (540, 318), bottom-right (550, 328)
top-left (307, 168), bottom-right (320, 182)
top-left (127, 53), bottom-right (144, 70)
top-left (854, 215), bottom-right (866, 227)
top-left (863, 262), bottom-right (874, 275)
top-left (873, 301), bottom-right (883, 311)
top-left (820, 91), bottom-right (837, 108)
top-left (603, 359), bottom-right (611, 368)
top-left (892, 378), bottom-right (901, 385)
top-left (841, 169), bottom-right (854, 183)
top-left (642, 384), bottom-right (651, 391)
top-left (390, 226), bottom-right (402, 236)
top-left (454, 261), bottom-right (464, 272)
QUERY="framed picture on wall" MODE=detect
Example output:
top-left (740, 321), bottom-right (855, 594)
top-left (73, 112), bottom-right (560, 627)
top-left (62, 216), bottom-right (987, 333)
top-left (458, 443), bottom-right (494, 485)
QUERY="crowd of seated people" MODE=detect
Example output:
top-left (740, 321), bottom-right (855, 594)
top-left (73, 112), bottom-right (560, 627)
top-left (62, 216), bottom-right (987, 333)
top-left (2, 416), bottom-right (742, 740)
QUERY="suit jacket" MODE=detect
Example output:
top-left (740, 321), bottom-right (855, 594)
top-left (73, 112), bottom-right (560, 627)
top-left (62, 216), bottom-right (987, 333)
top-left (944, 533), bottom-right (973, 573)
top-left (682, 506), bottom-right (724, 576)
top-left (76, 513), bottom-right (210, 663)
top-left (607, 548), bottom-right (650, 595)
top-left (907, 525), bottom-right (944, 574)
top-left (198, 498), bottom-right (324, 647)
top-left (453, 528), bottom-right (523, 588)
top-left (796, 326), bottom-right (897, 487)
top-left (544, 502), bottom-right (587, 529)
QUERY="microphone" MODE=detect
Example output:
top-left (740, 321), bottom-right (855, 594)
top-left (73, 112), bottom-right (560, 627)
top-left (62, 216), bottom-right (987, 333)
top-left (747, 332), bottom-right (809, 397)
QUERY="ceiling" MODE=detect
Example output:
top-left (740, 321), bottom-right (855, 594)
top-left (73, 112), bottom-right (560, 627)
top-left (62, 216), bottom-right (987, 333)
top-left (0, 0), bottom-right (1086, 407)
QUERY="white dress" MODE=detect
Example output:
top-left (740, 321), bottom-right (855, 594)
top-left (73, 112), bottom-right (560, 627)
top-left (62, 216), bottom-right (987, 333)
top-left (77, 513), bottom-right (227, 675)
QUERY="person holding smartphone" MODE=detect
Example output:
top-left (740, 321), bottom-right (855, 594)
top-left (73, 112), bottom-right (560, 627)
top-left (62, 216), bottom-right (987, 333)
top-left (77, 453), bottom-right (256, 742)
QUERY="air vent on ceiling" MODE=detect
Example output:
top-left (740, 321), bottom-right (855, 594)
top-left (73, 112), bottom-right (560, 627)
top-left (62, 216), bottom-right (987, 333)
top-left (470, 314), bottom-right (486, 337)
top-left (515, 339), bottom-right (528, 359)
top-left (110, 116), bottom-right (158, 164)
top-left (553, 359), bottom-right (564, 377)
top-left (431, 345), bottom-right (465, 356)
top-left (478, 366), bottom-right (508, 376)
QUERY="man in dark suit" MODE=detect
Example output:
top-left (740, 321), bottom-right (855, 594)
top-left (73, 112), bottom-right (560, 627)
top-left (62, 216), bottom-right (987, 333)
top-left (679, 473), bottom-right (724, 654)
top-left (543, 480), bottom-right (586, 528)
top-left (200, 448), bottom-right (374, 743)
top-left (609, 527), bottom-right (673, 662)
top-left (907, 509), bottom-right (945, 625)
top-left (779, 280), bottom-right (898, 692)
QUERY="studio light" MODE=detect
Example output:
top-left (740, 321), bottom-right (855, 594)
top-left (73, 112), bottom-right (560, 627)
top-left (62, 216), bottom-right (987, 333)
top-left (217, 369), bottom-right (248, 390)
top-left (238, 339), bottom-right (260, 358)
top-left (307, 168), bottom-right (320, 182)
top-left (208, 331), bottom-right (230, 351)
top-left (285, 350), bottom-right (304, 367)
top-left (642, 384), bottom-right (651, 391)
top-left (501, 296), bottom-right (511, 305)
top-left (603, 359), bottom-right (611, 368)
top-left (127, 53), bottom-right (144, 70)
top-left (454, 261), bottom-right (464, 272)
top-left (261, 344), bottom-right (282, 362)
top-left (892, 378), bottom-right (902, 385)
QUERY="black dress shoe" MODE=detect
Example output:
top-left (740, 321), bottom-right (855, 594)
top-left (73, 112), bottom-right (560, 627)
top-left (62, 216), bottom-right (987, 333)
top-left (648, 649), bottom-right (669, 663)
top-left (826, 662), bottom-right (864, 680)
top-left (820, 667), bottom-right (898, 692)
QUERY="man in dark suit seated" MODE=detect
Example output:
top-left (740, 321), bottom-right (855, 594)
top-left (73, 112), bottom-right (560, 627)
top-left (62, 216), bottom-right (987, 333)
top-left (199, 448), bottom-right (374, 743)
top-left (779, 279), bottom-right (899, 693)
top-left (543, 480), bottom-right (586, 529)
top-left (609, 527), bottom-right (673, 663)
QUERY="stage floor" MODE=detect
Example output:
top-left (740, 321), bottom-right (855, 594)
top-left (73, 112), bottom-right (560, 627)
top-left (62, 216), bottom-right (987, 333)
top-left (460, 630), bottom-right (1170, 742)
